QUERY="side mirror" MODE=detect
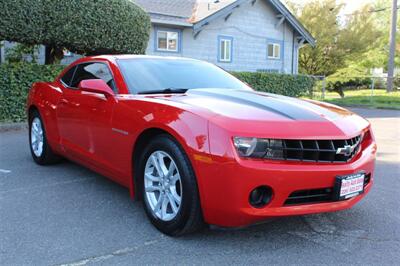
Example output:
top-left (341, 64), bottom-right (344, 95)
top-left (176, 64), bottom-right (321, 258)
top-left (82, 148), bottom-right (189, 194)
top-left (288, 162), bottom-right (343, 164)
top-left (78, 79), bottom-right (114, 98)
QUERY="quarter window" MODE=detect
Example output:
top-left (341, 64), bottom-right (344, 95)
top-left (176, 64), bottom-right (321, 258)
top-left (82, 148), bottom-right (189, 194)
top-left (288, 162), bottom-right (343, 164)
top-left (60, 66), bottom-right (77, 87)
top-left (219, 37), bottom-right (232, 62)
top-left (268, 43), bottom-right (281, 59)
top-left (70, 62), bottom-right (117, 92)
top-left (157, 30), bottom-right (179, 52)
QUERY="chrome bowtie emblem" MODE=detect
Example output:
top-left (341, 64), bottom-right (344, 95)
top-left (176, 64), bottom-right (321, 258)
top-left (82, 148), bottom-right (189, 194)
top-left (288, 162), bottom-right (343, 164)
top-left (336, 144), bottom-right (356, 156)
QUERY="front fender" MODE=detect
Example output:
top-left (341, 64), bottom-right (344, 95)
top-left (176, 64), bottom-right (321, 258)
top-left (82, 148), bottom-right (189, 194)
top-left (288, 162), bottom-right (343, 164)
top-left (112, 99), bottom-right (212, 202)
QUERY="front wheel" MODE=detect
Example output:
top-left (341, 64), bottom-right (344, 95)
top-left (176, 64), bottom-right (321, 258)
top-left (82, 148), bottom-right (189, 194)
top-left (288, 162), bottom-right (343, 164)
top-left (139, 135), bottom-right (204, 236)
top-left (29, 110), bottom-right (61, 165)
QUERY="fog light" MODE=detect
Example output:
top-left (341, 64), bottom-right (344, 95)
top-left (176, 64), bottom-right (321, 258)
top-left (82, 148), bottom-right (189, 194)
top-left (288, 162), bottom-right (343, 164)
top-left (249, 186), bottom-right (273, 208)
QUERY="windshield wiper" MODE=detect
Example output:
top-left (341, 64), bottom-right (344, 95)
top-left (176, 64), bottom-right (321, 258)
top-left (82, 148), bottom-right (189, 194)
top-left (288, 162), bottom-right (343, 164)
top-left (138, 88), bottom-right (189, 95)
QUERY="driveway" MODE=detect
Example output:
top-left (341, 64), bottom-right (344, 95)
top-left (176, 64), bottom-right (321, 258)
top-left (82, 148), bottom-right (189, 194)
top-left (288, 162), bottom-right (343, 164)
top-left (0, 108), bottom-right (399, 265)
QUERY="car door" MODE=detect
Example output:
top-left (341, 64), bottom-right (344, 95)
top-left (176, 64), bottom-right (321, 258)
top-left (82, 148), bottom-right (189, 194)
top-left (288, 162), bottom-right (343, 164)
top-left (57, 62), bottom-right (117, 160)
top-left (56, 64), bottom-right (91, 156)
top-left (78, 62), bottom-right (121, 175)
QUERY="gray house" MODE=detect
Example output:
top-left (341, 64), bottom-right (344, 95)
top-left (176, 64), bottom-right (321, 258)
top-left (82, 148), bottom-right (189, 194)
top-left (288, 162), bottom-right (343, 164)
top-left (0, 0), bottom-right (315, 74)
top-left (135, 0), bottom-right (314, 74)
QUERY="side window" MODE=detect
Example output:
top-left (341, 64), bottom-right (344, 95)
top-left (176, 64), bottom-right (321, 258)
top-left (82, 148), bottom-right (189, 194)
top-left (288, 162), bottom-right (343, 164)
top-left (70, 62), bottom-right (117, 92)
top-left (60, 66), bottom-right (77, 87)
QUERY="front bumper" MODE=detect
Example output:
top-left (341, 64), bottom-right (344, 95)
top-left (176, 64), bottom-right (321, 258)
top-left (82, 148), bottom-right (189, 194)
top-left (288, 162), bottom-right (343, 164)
top-left (195, 141), bottom-right (376, 227)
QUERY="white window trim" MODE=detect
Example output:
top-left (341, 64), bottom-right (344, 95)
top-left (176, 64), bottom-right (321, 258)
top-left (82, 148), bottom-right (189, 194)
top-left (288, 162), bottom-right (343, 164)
top-left (268, 43), bottom-right (281, 60)
top-left (156, 30), bottom-right (179, 52)
top-left (219, 38), bottom-right (232, 62)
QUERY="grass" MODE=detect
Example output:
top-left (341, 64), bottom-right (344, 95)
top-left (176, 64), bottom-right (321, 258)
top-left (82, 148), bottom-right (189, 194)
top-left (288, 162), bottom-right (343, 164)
top-left (309, 89), bottom-right (400, 110)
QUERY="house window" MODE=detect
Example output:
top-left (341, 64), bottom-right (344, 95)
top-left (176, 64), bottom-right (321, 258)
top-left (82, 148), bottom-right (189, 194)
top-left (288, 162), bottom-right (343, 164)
top-left (267, 43), bottom-right (281, 59)
top-left (218, 36), bottom-right (232, 62)
top-left (156, 30), bottom-right (179, 52)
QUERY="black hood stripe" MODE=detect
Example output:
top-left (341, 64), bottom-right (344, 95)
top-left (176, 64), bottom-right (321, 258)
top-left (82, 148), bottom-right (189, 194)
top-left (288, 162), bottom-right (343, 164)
top-left (189, 89), bottom-right (325, 121)
top-left (190, 90), bottom-right (296, 120)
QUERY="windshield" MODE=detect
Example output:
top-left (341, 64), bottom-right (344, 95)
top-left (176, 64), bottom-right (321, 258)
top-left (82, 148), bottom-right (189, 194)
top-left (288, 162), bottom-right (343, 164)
top-left (117, 58), bottom-right (251, 94)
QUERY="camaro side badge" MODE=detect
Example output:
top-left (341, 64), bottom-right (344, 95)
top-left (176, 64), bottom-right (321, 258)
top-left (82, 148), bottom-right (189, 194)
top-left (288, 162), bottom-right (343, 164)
top-left (336, 144), bottom-right (356, 156)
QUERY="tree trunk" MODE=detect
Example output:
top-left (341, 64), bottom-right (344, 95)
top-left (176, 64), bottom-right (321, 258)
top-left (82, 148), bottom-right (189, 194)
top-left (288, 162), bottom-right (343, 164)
top-left (45, 45), bottom-right (64, 64)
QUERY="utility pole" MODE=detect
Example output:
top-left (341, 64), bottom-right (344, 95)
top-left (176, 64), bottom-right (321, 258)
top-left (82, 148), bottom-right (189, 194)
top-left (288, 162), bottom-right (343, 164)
top-left (387, 0), bottom-right (398, 92)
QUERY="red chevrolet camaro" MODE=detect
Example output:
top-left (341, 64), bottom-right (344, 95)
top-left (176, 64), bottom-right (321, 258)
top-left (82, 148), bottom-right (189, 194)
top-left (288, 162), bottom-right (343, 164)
top-left (27, 55), bottom-right (376, 235)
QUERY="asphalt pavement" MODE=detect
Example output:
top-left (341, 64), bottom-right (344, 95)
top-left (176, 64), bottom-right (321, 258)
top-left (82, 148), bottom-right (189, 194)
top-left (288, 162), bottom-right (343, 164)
top-left (0, 108), bottom-right (399, 265)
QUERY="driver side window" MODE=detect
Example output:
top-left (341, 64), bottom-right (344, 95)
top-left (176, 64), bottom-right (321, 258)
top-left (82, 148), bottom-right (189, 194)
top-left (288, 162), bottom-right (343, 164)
top-left (70, 62), bottom-right (117, 93)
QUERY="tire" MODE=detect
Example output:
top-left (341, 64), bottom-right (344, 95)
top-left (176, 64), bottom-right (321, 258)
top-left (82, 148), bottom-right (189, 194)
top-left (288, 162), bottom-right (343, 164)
top-left (29, 110), bottom-right (62, 165)
top-left (138, 134), bottom-right (204, 236)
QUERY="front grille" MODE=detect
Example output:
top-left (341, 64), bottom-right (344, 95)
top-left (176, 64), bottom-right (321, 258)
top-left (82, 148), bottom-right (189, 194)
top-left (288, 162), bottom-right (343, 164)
top-left (266, 135), bottom-right (362, 163)
top-left (284, 173), bottom-right (371, 206)
top-left (284, 188), bottom-right (334, 205)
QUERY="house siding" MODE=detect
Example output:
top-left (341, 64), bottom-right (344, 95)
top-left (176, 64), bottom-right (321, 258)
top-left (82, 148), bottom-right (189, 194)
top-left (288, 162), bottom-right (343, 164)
top-left (147, 0), bottom-right (296, 73)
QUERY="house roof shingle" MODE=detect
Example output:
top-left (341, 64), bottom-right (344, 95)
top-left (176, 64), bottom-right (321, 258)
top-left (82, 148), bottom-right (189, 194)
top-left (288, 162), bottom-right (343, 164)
top-left (133, 0), bottom-right (197, 19)
top-left (132, 0), bottom-right (236, 23)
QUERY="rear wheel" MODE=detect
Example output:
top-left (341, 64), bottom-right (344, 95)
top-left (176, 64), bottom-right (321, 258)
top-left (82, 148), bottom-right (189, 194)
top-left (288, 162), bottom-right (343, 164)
top-left (29, 110), bottom-right (61, 165)
top-left (139, 135), bottom-right (204, 236)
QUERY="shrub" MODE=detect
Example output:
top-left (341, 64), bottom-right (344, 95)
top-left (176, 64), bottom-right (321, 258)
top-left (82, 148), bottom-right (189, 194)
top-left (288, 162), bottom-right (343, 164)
top-left (45, 0), bottom-right (151, 55)
top-left (326, 77), bottom-right (372, 98)
top-left (0, 63), bottom-right (63, 122)
top-left (232, 72), bottom-right (315, 97)
top-left (0, 0), bottom-right (151, 63)
top-left (326, 66), bottom-right (372, 97)
top-left (373, 77), bottom-right (386, 90)
top-left (394, 75), bottom-right (400, 89)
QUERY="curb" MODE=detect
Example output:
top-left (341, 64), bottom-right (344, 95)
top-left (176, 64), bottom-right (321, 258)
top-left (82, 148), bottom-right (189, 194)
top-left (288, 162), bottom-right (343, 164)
top-left (0, 122), bottom-right (28, 132)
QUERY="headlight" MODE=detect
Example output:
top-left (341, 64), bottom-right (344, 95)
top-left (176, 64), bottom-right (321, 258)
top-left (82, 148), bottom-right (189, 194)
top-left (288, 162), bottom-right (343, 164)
top-left (233, 137), bottom-right (284, 159)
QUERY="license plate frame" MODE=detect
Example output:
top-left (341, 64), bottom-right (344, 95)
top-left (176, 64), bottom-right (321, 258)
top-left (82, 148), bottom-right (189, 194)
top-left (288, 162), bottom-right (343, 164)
top-left (334, 172), bottom-right (365, 200)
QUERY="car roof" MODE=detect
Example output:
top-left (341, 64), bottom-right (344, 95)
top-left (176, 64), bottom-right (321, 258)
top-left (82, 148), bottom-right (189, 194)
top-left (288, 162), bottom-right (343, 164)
top-left (82, 54), bottom-right (201, 62)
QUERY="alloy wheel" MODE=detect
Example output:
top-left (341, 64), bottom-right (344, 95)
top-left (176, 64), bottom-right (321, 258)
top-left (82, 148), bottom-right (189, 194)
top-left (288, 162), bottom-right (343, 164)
top-left (144, 150), bottom-right (183, 221)
top-left (31, 117), bottom-right (44, 157)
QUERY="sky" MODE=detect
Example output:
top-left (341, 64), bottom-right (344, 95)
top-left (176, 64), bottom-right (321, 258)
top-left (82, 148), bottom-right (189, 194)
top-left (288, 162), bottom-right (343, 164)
top-left (338, 0), bottom-right (375, 14)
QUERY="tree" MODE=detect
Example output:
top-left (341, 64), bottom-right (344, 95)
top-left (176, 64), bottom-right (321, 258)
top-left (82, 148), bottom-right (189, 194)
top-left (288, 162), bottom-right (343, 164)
top-left (357, 0), bottom-right (400, 70)
top-left (0, 0), bottom-right (151, 64)
top-left (285, 0), bottom-right (381, 76)
top-left (0, 0), bottom-right (46, 45)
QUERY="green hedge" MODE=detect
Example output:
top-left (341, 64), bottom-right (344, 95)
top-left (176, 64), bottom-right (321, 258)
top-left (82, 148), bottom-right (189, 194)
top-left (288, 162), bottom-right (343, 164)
top-left (232, 72), bottom-right (315, 97)
top-left (0, 64), bottom-right (316, 122)
top-left (0, 63), bottom-right (63, 122)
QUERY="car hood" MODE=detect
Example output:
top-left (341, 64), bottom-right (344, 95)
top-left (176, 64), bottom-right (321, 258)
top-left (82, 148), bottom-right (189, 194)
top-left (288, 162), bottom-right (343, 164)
top-left (147, 88), bottom-right (370, 138)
